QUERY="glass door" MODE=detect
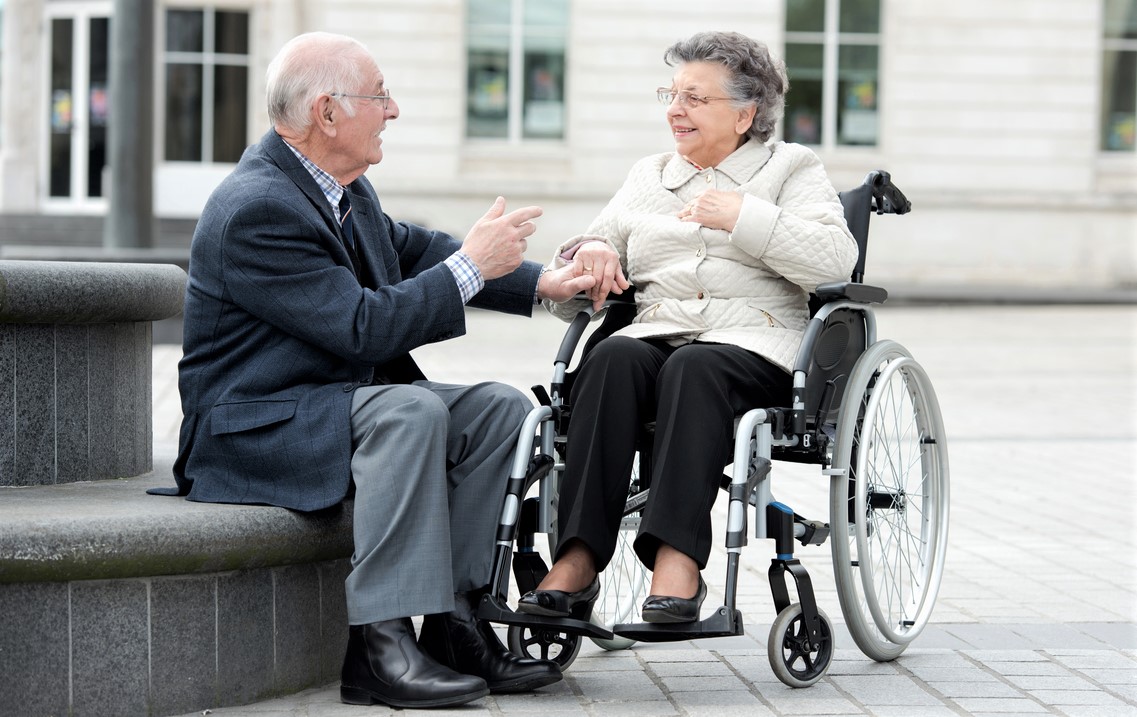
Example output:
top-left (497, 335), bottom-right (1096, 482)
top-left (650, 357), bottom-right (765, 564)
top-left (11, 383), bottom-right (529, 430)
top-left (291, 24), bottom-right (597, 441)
top-left (44, 4), bottom-right (110, 210)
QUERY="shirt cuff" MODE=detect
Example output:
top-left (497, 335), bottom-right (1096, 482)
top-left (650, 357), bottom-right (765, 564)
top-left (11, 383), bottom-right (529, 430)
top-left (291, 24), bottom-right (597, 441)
top-left (445, 251), bottom-right (485, 304)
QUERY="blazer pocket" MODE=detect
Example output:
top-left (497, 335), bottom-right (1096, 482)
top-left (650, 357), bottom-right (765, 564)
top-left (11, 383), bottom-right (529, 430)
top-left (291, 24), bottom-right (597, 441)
top-left (210, 399), bottom-right (298, 435)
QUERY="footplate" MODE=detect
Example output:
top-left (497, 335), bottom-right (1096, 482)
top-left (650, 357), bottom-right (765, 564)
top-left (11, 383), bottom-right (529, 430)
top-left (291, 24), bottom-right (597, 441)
top-left (612, 605), bottom-right (743, 642)
top-left (477, 593), bottom-right (614, 641)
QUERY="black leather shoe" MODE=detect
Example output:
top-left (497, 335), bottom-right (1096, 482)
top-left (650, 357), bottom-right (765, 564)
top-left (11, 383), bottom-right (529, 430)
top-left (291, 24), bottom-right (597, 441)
top-left (516, 576), bottom-right (600, 619)
top-left (641, 576), bottom-right (707, 624)
top-left (340, 617), bottom-right (489, 708)
top-left (419, 589), bottom-right (562, 693)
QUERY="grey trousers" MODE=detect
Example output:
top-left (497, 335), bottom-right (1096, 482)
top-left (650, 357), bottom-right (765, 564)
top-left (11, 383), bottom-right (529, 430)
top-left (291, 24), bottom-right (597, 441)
top-left (344, 380), bottom-right (529, 625)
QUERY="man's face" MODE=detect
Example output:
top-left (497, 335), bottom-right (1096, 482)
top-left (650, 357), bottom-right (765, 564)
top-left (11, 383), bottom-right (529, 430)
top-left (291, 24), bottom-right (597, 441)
top-left (334, 59), bottom-right (399, 177)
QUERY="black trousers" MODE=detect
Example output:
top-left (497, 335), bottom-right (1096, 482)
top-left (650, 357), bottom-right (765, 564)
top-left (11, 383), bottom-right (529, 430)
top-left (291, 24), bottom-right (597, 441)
top-left (555, 336), bottom-right (791, 572)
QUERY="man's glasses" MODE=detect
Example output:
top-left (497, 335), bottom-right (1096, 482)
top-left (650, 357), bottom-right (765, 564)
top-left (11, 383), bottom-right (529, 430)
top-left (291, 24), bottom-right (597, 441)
top-left (656, 88), bottom-right (732, 108)
top-left (331, 92), bottom-right (392, 110)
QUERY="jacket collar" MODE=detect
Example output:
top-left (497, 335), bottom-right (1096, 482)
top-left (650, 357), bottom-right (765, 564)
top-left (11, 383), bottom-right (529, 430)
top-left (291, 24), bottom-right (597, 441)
top-left (660, 138), bottom-right (772, 190)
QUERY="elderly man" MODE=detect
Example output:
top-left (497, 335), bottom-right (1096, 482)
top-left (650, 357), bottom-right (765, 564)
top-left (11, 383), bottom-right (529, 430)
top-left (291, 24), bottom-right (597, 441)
top-left (164, 32), bottom-right (594, 708)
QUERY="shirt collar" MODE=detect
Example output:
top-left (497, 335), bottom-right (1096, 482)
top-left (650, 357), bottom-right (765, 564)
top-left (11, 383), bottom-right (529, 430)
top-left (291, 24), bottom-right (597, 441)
top-left (660, 138), bottom-right (772, 190)
top-left (282, 140), bottom-right (347, 215)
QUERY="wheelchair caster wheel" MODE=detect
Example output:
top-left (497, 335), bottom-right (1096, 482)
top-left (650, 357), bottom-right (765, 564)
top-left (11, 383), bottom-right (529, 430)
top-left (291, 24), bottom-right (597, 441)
top-left (768, 603), bottom-right (833, 688)
top-left (507, 624), bottom-right (582, 671)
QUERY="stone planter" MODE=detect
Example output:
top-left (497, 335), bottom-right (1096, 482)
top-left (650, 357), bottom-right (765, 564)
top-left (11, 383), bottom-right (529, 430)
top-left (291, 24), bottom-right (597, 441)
top-left (0, 260), bottom-right (186, 486)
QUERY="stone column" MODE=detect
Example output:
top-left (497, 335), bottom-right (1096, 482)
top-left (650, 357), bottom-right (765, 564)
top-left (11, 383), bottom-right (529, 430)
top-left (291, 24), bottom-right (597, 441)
top-left (104, 0), bottom-right (156, 248)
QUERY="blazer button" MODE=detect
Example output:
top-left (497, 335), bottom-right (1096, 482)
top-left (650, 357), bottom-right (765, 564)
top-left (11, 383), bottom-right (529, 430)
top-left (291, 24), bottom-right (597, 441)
top-left (697, 291), bottom-right (705, 299)
top-left (343, 383), bottom-right (355, 392)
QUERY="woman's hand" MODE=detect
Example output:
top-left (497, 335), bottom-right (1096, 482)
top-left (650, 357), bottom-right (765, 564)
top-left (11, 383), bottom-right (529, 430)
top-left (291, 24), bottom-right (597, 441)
top-left (572, 241), bottom-right (631, 310)
top-left (678, 189), bottom-right (743, 232)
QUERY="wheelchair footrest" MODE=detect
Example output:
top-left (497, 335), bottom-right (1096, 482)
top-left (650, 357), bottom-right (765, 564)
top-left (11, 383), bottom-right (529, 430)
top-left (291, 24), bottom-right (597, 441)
top-left (476, 594), bottom-right (614, 641)
top-left (612, 606), bottom-right (743, 642)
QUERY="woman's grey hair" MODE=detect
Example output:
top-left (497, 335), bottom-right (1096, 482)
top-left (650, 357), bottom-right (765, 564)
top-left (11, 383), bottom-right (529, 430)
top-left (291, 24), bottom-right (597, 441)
top-left (266, 32), bottom-right (370, 132)
top-left (664, 31), bottom-right (788, 143)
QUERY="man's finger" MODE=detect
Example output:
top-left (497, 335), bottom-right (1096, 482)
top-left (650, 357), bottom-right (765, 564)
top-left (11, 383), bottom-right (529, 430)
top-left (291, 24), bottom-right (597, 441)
top-left (480, 196), bottom-right (506, 222)
top-left (506, 205), bottom-right (544, 224)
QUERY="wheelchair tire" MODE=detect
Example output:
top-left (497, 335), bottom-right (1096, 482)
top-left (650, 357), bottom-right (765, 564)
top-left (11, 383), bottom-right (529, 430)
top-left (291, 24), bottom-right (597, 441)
top-left (829, 340), bottom-right (950, 662)
top-left (768, 603), bottom-right (833, 688)
top-left (589, 453), bottom-right (653, 651)
top-left (507, 624), bottom-right (581, 670)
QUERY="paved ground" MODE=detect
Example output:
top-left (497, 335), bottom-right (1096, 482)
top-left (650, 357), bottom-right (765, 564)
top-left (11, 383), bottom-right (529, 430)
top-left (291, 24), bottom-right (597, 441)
top-left (154, 304), bottom-right (1137, 717)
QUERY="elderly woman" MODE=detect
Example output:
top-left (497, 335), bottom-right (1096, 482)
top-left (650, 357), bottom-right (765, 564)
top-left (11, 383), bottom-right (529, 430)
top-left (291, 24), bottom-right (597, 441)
top-left (517, 31), bottom-right (857, 624)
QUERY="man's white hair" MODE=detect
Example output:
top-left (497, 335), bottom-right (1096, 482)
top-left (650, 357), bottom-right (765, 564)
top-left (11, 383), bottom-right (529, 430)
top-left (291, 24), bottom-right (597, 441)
top-left (266, 32), bottom-right (371, 132)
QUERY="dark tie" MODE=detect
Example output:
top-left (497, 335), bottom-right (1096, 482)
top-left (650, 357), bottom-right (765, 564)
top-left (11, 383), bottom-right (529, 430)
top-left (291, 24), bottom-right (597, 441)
top-left (338, 191), bottom-right (355, 252)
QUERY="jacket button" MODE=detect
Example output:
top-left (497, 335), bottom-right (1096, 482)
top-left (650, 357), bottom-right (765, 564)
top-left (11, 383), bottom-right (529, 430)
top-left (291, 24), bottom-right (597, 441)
top-left (343, 383), bottom-right (355, 392)
top-left (697, 291), bottom-right (705, 299)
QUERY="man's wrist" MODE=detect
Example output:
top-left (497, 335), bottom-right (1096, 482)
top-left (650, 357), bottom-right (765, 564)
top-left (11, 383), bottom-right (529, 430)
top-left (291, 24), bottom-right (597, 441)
top-left (445, 251), bottom-right (485, 304)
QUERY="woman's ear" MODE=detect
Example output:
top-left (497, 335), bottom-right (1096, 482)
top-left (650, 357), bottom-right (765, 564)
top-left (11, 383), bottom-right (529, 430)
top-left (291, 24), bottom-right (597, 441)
top-left (735, 104), bottom-right (757, 136)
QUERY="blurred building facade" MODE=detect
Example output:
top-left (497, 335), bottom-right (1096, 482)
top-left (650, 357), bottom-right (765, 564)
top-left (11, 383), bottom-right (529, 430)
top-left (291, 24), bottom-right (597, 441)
top-left (0, 0), bottom-right (1134, 290)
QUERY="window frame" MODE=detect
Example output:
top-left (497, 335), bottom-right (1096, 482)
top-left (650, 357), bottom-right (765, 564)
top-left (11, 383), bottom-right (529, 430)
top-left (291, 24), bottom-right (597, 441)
top-left (465, 0), bottom-right (568, 144)
top-left (161, 5), bottom-right (250, 164)
top-left (1100, 0), bottom-right (1137, 153)
top-left (784, 0), bottom-right (882, 149)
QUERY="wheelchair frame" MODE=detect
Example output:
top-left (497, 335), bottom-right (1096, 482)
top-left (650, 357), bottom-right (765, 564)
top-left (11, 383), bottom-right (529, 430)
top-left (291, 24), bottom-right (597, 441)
top-left (477, 171), bottom-right (950, 687)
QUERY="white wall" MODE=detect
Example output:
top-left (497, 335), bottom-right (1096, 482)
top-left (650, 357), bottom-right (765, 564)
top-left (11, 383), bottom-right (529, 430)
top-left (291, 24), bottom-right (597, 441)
top-left (4, 0), bottom-right (1135, 288)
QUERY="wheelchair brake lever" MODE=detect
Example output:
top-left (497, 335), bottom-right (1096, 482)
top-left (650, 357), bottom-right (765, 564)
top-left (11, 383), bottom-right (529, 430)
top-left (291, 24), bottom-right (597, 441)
top-left (531, 384), bottom-right (552, 407)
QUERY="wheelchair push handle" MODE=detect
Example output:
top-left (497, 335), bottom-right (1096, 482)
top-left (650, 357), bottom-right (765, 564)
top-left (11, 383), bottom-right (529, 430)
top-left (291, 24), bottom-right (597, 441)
top-left (862, 170), bottom-right (911, 216)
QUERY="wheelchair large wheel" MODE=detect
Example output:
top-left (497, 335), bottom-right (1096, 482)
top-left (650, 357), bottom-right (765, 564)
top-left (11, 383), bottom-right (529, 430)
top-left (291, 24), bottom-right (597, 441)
top-left (589, 453), bottom-right (652, 651)
top-left (829, 339), bottom-right (949, 662)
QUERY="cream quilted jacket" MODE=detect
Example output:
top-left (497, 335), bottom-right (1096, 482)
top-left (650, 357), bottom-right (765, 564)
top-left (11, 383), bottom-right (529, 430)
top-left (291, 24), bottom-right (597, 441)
top-left (545, 139), bottom-right (858, 372)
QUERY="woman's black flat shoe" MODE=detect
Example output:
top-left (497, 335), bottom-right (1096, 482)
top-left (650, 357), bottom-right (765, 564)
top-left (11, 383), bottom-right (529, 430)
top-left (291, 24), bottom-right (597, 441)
top-left (640, 576), bottom-right (707, 624)
top-left (516, 576), bottom-right (600, 619)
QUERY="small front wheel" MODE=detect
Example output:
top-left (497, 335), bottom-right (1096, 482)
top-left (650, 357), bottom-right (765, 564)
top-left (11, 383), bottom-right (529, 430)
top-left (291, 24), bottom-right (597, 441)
top-left (507, 624), bottom-right (582, 671)
top-left (768, 603), bottom-right (833, 688)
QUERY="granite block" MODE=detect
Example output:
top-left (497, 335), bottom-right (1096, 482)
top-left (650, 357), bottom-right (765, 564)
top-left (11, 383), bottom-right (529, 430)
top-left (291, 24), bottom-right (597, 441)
top-left (13, 324), bottom-right (56, 485)
top-left (274, 564), bottom-right (324, 692)
top-left (150, 575), bottom-right (218, 716)
top-left (55, 323), bottom-right (91, 482)
top-left (319, 559), bottom-right (351, 680)
top-left (217, 570), bottom-right (275, 705)
top-left (71, 579), bottom-right (150, 717)
top-left (112, 322), bottom-right (140, 476)
top-left (88, 324), bottom-right (116, 479)
top-left (0, 326), bottom-right (14, 484)
top-left (0, 582), bottom-right (70, 717)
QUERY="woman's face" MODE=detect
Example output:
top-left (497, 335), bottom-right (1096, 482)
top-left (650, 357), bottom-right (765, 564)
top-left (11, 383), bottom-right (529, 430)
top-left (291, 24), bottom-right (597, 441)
top-left (664, 61), bottom-right (756, 169)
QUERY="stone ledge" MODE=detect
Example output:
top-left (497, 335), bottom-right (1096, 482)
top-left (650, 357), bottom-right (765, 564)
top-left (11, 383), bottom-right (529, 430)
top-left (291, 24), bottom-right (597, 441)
top-left (0, 457), bottom-right (354, 583)
top-left (0, 259), bottom-right (186, 323)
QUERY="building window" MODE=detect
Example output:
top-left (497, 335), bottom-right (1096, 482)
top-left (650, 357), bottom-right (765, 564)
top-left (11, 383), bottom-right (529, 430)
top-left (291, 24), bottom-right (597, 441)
top-left (784, 0), bottom-right (880, 147)
top-left (1102, 0), bottom-right (1137, 151)
top-left (164, 8), bottom-right (249, 163)
top-left (466, 0), bottom-right (568, 141)
top-left (46, 11), bottom-right (110, 201)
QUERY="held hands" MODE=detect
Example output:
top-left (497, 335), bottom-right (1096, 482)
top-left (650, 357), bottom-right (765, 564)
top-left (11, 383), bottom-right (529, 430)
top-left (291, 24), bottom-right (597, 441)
top-left (677, 189), bottom-right (743, 232)
top-left (463, 197), bottom-right (543, 280)
top-left (564, 241), bottom-right (630, 310)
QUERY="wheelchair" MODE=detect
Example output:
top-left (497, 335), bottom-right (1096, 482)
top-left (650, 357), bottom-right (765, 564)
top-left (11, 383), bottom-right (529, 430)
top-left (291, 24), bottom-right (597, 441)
top-left (477, 170), bottom-right (950, 688)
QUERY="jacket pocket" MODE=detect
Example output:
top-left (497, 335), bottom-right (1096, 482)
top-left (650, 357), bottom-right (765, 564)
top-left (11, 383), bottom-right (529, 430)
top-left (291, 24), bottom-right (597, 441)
top-left (746, 300), bottom-right (789, 329)
top-left (210, 399), bottom-right (298, 436)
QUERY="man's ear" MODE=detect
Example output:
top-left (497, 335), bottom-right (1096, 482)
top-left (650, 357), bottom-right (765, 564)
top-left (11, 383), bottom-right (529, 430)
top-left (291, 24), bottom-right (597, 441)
top-left (314, 95), bottom-right (337, 136)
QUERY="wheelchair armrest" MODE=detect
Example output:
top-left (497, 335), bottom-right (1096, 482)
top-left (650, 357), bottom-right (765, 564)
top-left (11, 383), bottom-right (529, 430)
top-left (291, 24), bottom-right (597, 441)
top-left (814, 281), bottom-right (888, 305)
top-left (553, 290), bottom-right (638, 367)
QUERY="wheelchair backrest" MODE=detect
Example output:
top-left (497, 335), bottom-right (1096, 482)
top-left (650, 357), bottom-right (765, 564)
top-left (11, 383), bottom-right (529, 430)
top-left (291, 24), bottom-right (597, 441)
top-left (795, 171), bottom-right (910, 440)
